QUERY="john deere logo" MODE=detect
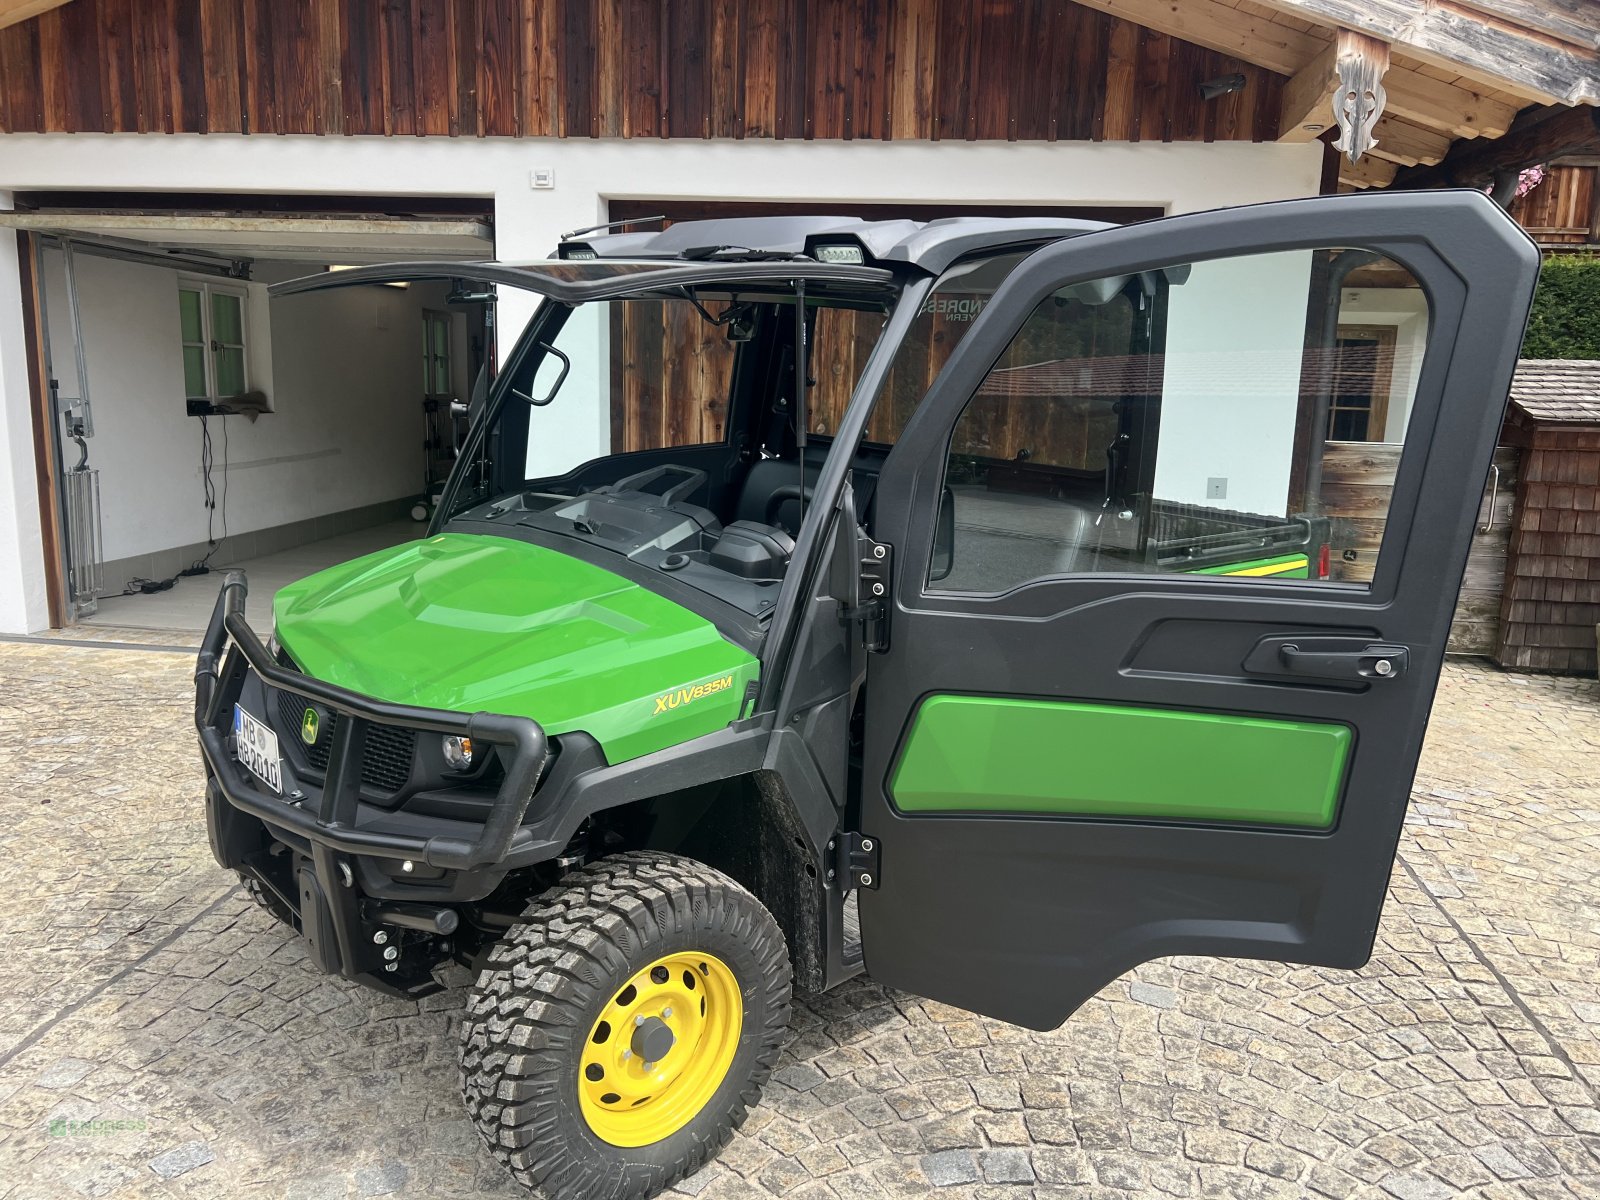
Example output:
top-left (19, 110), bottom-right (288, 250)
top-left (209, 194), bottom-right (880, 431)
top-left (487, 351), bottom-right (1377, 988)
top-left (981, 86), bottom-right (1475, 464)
top-left (300, 707), bottom-right (320, 745)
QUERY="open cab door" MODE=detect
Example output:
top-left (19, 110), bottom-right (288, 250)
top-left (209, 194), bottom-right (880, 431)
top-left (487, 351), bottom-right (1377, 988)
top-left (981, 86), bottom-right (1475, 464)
top-left (856, 191), bottom-right (1539, 1029)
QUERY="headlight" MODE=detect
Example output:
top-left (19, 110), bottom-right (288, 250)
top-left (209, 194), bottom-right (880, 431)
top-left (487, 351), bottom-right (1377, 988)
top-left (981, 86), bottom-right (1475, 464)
top-left (442, 735), bottom-right (474, 770)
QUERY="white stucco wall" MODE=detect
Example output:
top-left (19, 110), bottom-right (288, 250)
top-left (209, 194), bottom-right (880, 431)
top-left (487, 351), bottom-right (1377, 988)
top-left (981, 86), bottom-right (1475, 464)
top-left (0, 134), bottom-right (1323, 630)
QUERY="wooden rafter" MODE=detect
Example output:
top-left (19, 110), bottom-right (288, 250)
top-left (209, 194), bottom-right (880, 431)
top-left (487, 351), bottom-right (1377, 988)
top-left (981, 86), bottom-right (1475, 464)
top-left (1073, 0), bottom-right (1517, 138)
top-left (1340, 154), bottom-right (1401, 189)
top-left (1244, 0), bottom-right (1600, 105)
top-left (1365, 115), bottom-right (1453, 166)
top-left (0, 0), bottom-right (71, 30)
top-left (1397, 104), bottom-right (1600, 189)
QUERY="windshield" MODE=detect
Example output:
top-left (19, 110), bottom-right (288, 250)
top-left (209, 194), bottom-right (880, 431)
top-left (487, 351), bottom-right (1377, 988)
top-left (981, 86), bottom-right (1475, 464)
top-left (450, 286), bottom-right (891, 511)
top-left (438, 285), bottom-right (892, 622)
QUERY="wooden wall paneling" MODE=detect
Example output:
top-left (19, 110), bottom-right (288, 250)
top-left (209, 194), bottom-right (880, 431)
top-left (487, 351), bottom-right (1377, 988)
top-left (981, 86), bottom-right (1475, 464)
top-left (242, 0), bottom-right (276, 134)
top-left (380, 0), bottom-right (416, 136)
top-left (594, 0), bottom-right (621, 135)
top-left (563, 0), bottom-right (597, 137)
top-left (518, 0), bottom-right (555, 137)
top-left (281, 0), bottom-right (322, 135)
top-left (51, 0), bottom-right (101, 130)
top-left (341, 0), bottom-right (384, 134)
top-left (665, 0), bottom-right (709, 139)
top-left (34, 4), bottom-right (74, 130)
top-left (98, 0), bottom-right (137, 131)
top-left (853, 0), bottom-right (887, 141)
top-left (129, 0), bottom-right (170, 132)
top-left (819, 0), bottom-right (857, 142)
top-left (1136, 28), bottom-right (1171, 142)
top-left (411, 0), bottom-right (450, 135)
top-left (888, 0), bottom-right (935, 140)
top-left (170, 0), bottom-right (205, 130)
top-left (1073, 7), bottom-right (1111, 141)
top-left (1103, 15), bottom-right (1140, 141)
top-left (1008, 0), bottom-right (1051, 142)
top-left (741, 0), bottom-right (778, 137)
top-left (312, 0), bottom-right (341, 133)
top-left (786, 0), bottom-right (809, 140)
top-left (1167, 37), bottom-right (1205, 143)
top-left (476, 0), bottom-right (518, 135)
top-left (965, 0), bottom-right (1011, 142)
top-left (617, 0), bottom-right (659, 137)
top-left (931, 0), bottom-right (969, 141)
top-left (708, 0), bottom-right (744, 138)
top-left (0, 18), bottom-right (45, 132)
top-left (0, 0), bottom-right (1293, 141)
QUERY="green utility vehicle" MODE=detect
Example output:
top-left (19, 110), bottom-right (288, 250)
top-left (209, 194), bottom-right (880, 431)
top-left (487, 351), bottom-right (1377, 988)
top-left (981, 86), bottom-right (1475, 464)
top-left (195, 192), bottom-right (1537, 1199)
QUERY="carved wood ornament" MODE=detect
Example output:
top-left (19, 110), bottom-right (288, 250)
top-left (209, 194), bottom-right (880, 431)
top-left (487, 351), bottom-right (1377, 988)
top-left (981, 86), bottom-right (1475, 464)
top-left (1332, 29), bottom-right (1392, 164)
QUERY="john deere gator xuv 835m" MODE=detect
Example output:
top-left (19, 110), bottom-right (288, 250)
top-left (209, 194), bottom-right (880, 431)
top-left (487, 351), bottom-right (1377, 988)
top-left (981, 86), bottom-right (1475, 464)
top-left (195, 193), bottom-right (1538, 1198)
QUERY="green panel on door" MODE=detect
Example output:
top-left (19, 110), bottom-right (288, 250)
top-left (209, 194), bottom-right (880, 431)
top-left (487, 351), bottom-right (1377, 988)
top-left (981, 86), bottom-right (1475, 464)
top-left (890, 696), bottom-right (1351, 828)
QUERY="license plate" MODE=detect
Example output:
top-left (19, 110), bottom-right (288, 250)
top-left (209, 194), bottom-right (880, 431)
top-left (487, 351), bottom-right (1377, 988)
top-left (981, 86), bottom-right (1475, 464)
top-left (233, 704), bottom-right (282, 794)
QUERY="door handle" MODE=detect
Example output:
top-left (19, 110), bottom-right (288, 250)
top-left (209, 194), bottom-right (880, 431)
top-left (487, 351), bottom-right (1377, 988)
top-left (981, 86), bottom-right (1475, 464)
top-left (1279, 642), bottom-right (1409, 680)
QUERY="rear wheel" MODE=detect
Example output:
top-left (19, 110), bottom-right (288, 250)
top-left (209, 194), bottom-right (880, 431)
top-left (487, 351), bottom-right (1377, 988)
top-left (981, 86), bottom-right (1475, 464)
top-left (459, 852), bottom-right (792, 1200)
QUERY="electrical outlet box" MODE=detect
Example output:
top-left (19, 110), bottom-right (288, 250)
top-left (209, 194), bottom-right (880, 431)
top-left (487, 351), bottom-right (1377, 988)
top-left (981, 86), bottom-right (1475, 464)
top-left (1206, 477), bottom-right (1228, 500)
top-left (530, 167), bottom-right (555, 189)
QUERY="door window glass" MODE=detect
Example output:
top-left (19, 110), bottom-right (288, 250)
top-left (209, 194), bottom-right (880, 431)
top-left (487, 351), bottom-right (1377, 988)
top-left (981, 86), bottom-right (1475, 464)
top-left (869, 253), bottom-right (1028, 446)
top-left (931, 249), bottom-right (1429, 593)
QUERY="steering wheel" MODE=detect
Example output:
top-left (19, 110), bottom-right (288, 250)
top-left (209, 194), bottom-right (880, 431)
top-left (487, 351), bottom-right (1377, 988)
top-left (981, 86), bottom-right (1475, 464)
top-left (764, 484), bottom-right (815, 531)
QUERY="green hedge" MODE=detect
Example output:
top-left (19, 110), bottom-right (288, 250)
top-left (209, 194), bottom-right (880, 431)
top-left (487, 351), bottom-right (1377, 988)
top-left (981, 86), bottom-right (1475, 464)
top-left (1522, 254), bottom-right (1600, 359)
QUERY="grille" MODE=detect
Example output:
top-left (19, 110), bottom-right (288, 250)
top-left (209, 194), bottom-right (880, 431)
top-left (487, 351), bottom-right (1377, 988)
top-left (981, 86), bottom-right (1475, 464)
top-left (275, 689), bottom-right (416, 794)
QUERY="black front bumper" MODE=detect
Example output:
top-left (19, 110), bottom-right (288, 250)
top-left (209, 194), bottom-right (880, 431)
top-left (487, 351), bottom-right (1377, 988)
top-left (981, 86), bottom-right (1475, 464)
top-left (195, 571), bottom-right (549, 989)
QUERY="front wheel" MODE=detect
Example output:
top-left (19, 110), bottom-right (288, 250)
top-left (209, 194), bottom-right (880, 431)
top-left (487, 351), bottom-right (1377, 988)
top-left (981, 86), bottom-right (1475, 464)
top-left (459, 852), bottom-right (792, 1200)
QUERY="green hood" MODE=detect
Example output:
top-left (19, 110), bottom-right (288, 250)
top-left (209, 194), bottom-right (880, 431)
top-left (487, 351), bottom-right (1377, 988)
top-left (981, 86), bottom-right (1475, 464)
top-left (271, 533), bottom-right (759, 764)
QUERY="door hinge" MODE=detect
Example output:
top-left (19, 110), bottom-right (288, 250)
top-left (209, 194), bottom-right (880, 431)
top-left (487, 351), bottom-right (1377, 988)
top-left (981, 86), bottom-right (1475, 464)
top-left (838, 537), bottom-right (891, 653)
top-left (833, 831), bottom-right (881, 890)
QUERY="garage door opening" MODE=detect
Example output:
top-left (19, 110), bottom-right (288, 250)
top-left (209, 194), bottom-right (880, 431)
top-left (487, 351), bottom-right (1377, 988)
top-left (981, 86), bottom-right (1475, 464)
top-left (7, 198), bottom-right (494, 633)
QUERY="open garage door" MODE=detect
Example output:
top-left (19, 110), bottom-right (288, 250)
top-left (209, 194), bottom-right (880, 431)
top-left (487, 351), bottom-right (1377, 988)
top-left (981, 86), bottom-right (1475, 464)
top-left (3, 201), bottom-right (495, 630)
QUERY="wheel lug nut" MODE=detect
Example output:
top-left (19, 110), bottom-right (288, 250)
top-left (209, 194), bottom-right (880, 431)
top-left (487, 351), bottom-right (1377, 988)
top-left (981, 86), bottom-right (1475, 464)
top-left (644, 1062), bottom-right (654, 1072)
top-left (663, 1007), bottom-right (672, 1018)
top-left (622, 1049), bottom-right (632, 1060)
top-left (635, 1015), bottom-right (645, 1026)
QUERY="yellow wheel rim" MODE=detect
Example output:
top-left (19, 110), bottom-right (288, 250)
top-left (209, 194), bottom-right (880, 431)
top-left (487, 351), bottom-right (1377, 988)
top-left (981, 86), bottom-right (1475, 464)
top-left (578, 951), bottom-right (743, 1147)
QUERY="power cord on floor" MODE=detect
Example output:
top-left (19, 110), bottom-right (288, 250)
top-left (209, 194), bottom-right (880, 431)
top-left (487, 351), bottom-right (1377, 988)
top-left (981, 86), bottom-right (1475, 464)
top-left (121, 413), bottom-right (231, 596)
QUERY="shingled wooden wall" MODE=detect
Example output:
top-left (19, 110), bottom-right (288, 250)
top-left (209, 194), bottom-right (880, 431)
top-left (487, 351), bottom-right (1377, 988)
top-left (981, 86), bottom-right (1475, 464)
top-left (0, 0), bottom-right (1284, 141)
top-left (1497, 425), bottom-right (1600, 674)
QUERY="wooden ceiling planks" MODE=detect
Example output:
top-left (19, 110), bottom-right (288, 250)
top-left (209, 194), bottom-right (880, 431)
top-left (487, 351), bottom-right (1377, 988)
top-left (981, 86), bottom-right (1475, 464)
top-left (0, 0), bottom-right (1286, 141)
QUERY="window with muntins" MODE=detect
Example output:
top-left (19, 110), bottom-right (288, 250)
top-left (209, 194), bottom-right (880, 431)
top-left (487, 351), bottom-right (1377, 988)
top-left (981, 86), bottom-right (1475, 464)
top-left (178, 279), bottom-right (251, 403)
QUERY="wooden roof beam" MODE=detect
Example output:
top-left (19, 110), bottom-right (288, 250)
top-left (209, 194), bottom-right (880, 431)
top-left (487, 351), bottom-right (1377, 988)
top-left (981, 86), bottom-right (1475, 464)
top-left (1244, 0), bottom-right (1600, 105)
top-left (1364, 115), bottom-right (1454, 166)
top-left (1073, 0), bottom-right (1515, 138)
top-left (1396, 103), bottom-right (1600, 189)
top-left (1340, 155), bottom-right (1401, 189)
top-left (0, 0), bottom-right (73, 29)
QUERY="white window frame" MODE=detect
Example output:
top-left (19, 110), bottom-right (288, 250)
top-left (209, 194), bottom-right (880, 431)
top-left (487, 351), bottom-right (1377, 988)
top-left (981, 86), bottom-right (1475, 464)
top-left (178, 276), bottom-right (252, 402)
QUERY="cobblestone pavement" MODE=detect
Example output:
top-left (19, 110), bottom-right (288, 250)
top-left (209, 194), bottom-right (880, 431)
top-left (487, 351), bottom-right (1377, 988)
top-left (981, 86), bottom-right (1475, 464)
top-left (0, 639), bottom-right (1596, 1200)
